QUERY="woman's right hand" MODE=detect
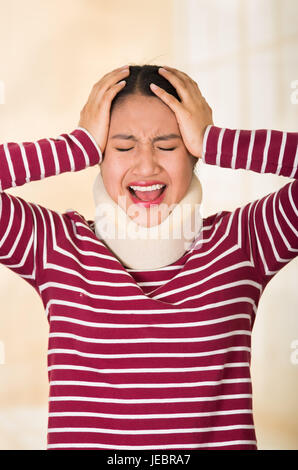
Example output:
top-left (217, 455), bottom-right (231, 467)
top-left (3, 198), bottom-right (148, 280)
top-left (78, 65), bottom-right (130, 154)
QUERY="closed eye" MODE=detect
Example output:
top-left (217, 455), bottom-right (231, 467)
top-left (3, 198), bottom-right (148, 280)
top-left (115, 147), bottom-right (177, 152)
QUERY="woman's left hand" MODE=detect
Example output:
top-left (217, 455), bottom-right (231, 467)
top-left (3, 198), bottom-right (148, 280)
top-left (150, 66), bottom-right (213, 159)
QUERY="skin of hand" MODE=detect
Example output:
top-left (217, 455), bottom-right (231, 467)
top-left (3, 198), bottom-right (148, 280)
top-left (78, 64), bottom-right (130, 152)
top-left (150, 66), bottom-right (214, 159)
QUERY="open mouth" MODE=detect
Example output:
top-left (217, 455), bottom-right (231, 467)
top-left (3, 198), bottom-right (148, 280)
top-left (127, 184), bottom-right (167, 205)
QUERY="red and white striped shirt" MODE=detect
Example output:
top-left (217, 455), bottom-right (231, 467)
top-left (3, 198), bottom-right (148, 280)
top-left (0, 125), bottom-right (297, 450)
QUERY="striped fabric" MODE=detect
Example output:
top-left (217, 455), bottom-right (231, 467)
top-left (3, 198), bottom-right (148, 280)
top-left (0, 125), bottom-right (297, 450)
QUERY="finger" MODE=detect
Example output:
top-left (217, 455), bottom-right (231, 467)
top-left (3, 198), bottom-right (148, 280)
top-left (102, 64), bottom-right (130, 78)
top-left (101, 80), bottom-right (127, 107)
top-left (149, 83), bottom-right (182, 113)
top-left (105, 79), bottom-right (127, 98)
top-left (161, 64), bottom-right (196, 83)
top-left (160, 66), bottom-right (200, 89)
top-left (87, 73), bottom-right (126, 110)
top-left (160, 66), bottom-right (202, 96)
top-left (161, 65), bottom-right (186, 75)
top-left (102, 65), bottom-right (130, 82)
top-left (160, 65), bottom-right (191, 84)
top-left (92, 67), bottom-right (130, 95)
top-left (157, 67), bottom-right (193, 102)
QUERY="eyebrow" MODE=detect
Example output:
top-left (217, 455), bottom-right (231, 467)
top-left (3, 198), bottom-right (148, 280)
top-left (111, 133), bottom-right (181, 143)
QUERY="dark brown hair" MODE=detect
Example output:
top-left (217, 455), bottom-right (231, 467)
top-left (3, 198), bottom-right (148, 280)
top-left (110, 64), bottom-right (181, 111)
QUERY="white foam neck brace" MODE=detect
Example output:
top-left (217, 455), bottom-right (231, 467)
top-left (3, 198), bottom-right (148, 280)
top-left (93, 170), bottom-right (203, 270)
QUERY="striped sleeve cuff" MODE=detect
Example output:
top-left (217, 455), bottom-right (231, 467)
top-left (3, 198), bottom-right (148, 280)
top-left (202, 125), bottom-right (298, 179)
top-left (71, 127), bottom-right (103, 164)
top-left (0, 128), bottom-right (103, 192)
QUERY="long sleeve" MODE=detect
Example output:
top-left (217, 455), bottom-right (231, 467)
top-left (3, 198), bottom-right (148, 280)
top-left (202, 125), bottom-right (298, 285)
top-left (0, 127), bottom-right (102, 289)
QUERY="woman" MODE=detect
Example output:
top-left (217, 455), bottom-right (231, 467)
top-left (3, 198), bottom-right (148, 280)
top-left (0, 64), bottom-right (297, 450)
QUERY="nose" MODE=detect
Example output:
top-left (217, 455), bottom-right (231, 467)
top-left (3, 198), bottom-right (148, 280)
top-left (131, 146), bottom-right (161, 176)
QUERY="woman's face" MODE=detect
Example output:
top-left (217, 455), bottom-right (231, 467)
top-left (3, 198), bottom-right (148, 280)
top-left (100, 93), bottom-right (200, 227)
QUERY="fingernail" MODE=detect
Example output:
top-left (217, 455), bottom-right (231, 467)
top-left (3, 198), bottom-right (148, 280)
top-left (159, 67), bottom-right (167, 72)
top-left (150, 83), bottom-right (158, 90)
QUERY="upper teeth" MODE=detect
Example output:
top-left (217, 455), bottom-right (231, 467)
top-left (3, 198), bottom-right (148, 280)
top-left (129, 184), bottom-right (165, 192)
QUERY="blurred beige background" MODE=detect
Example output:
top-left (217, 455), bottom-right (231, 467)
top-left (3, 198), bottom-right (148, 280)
top-left (0, 0), bottom-right (297, 450)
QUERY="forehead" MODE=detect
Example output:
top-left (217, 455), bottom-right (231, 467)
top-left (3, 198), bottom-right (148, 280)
top-left (109, 94), bottom-right (179, 136)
